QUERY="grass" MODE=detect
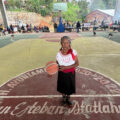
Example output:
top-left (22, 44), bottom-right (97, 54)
top-left (0, 33), bottom-right (120, 85)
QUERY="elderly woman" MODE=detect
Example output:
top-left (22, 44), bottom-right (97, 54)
top-left (56, 36), bottom-right (79, 106)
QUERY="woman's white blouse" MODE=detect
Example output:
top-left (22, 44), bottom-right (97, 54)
top-left (56, 49), bottom-right (77, 66)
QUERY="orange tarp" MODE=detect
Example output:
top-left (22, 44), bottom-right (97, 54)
top-left (39, 20), bottom-right (52, 28)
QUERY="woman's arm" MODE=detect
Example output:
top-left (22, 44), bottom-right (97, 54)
top-left (59, 56), bottom-right (79, 71)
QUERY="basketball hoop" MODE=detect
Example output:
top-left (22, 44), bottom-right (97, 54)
top-left (52, 3), bottom-right (67, 32)
top-left (53, 3), bottom-right (67, 12)
top-left (59, 10), bottom-right (62, 17)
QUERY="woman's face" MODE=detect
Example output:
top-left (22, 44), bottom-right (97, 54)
top-left (61, 39), bottom-right (70, 50)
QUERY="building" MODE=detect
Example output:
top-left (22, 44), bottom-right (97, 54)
top-left (113, 0), bottom-right (120, 22)
top-left (85, 9), bottom-right (115, 24)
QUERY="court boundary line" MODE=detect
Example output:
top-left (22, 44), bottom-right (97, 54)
top-left (80, 54), bottom-right (120, 56)
top-left (0, 67), bottom-right (45, 88)
top-left (0, 94), bottom-right (120, 98)
top-left (80, 67), bottom-right (120, 86)
top-left (0, 66), bottom-right (119, 88)
top-left (0, 67), bottom-right (120, 97)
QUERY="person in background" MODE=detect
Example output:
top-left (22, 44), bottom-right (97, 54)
top-left (54, 22), bottom-right (58, 33)
top-left (10, 24), bottom-right (14, 33)
top-left (76, 21), bottom-right (81, 33)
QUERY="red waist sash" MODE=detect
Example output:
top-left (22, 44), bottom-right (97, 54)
top-left (62, 68), bottom-right (75, 73)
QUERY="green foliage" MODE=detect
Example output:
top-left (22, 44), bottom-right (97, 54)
top-left (26, 0), bottom-right (53, 16)
top-left (77, 0), bottom-right (89, 21)
top-left (5, 0), bottom-right (89, 20)
top-left (90, 0), bottom-right (117, 10)
top-left (62, 2), bottom-right (79, 22)
top-left (6, 0), bottom-right (16, 10)
top-left (90, 0), bottom-right (105, 10)
top-left (15, 0), bottom-right (22, 8)
top-left (6, 0), bottom-right (54, 16)
top-left (61, 1), bottom-right (89, 22)
top-left (102, 0), bottom-right (117, 9)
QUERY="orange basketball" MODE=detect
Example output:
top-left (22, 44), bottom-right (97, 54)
top-left (45, 61), bottom-right (58, 75)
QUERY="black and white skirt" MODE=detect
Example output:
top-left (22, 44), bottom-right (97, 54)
top-left (57, 71), bottom-right (76, 95)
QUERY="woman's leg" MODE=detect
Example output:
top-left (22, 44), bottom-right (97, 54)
top-left (62, 94), bottom-right (67, 105)
top-left (66, 95), bottom-right (72, 106)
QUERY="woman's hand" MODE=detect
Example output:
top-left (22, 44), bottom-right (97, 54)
top-left (59, 66), bottom-right (68, 71)
top-left (59, 55), bottom-right (79, 71)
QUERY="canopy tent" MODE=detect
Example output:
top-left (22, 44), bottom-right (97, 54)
top-left (113, 0), bottom-right (120, 22)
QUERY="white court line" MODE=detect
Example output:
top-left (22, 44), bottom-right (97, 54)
top-left (0, 66), bottom-right (120, 88)
top-left (0, 67), bottom-right (45, 88)
top-left (0, 94), bottom-right (120, 98)
top-left (0, 67), bottom-right (120, 98)
top-left (80, 67), bottom-right (120, 86)
top-left (80, 54), bottom-right (120, 56)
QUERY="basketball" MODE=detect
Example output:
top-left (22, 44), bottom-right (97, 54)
top-left (45, 61), bottom-right (58, 75)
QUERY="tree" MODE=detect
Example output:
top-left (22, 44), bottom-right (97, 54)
top-left (102, 0), bottom-right (117, 9)
top-left (90, 0), bottom-right (105, 10)
top-left (26, 0), bottom-right (53, 16)
top-left (90, 0), bottom-right (117, 10)
top-left (62, 2), bottom-right (79, 21)
top-left (15, 0), bottom-right (22, 9)
top-left (6, 0), bottom-right (54, 16)
top-left (77, 0), bottom-right (89, 22)
top-left (7, 0), bottom-right (16, 9)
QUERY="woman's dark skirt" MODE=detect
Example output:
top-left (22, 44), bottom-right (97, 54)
top-left (57, 71), bottom-right (76, 95)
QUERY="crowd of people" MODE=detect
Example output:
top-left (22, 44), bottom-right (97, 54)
top-left (53, 21), bottom-right (82, 33)
top-left (53, 20), bottom-right (102, 33)
top-left (111, 20), bottom-right (120, 32)
top-left (1, 19), bottom-right (120, 36)
top-left (0, 24), bottom-right (6, 36)
top-left (0, 23), bottom-right (50, 36)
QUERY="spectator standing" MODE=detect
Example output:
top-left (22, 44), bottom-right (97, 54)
top-left (76, 21), bottom-right (81, 33)
top-left (54, 23), bottom-right (58, 33)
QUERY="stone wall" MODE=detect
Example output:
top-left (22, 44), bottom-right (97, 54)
top-left (0, 11), bottom-right (53, 28)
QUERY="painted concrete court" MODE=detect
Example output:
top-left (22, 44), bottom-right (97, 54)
top-left (0, 67), bottom-right (120, 120)
top-left (0, 32), bottom-right (120, 120)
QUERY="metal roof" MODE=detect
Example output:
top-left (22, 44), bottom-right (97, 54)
top-left (97, 9), bottom-right (115, 17)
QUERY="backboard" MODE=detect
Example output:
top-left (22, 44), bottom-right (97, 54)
top-left (53, 3), bottom-right (67, 12)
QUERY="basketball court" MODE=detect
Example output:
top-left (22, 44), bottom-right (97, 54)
top-left (0, 1), bottom-right (120, 120)
top-left (0, 66), bottom-right (120, 120)
top-left (0, 32), bottom-right (120, 120)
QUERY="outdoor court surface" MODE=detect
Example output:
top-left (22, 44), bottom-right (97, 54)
top-left (0, 32), bottom-right (120, 120)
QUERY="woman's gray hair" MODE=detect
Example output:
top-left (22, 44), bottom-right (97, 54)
top-left (61, 36), bottom-right (71, 44)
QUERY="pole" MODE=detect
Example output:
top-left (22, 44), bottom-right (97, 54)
top-left (0, 0), bottom-right (9, 27)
